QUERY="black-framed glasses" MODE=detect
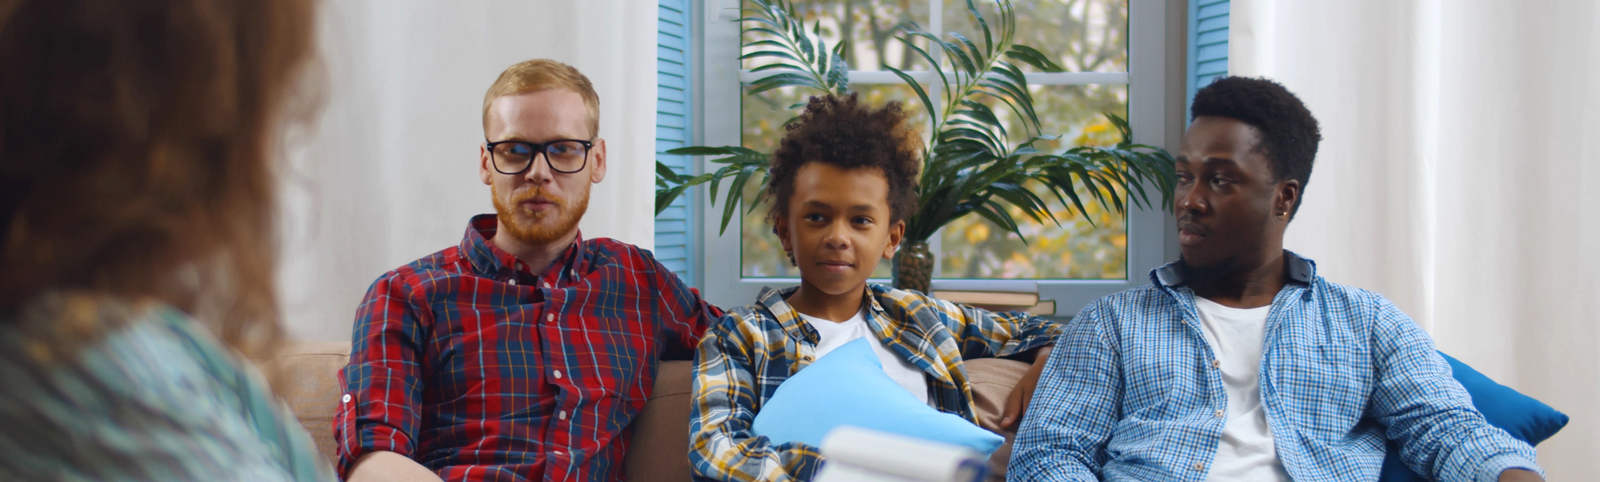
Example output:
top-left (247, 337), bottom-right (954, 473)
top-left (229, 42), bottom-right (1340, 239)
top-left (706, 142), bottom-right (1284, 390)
top-left (485, 139), bottom-right (594, 175)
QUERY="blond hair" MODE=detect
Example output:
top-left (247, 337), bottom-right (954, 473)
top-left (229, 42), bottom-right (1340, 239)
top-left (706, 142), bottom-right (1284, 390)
top-left (482, 59), bottom-right (601, 137)
top-left (0, 0), bottom-right (318, 358)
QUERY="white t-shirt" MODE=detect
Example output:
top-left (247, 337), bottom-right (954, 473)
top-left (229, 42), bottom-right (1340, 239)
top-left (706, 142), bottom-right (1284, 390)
top-left (800, 308), bottom-right (931, 404)
top-left (1194, 297), bottom-right (1292, 482)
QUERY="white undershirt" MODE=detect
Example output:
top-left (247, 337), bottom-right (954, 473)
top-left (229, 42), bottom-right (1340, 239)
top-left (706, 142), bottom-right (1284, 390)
top-left (1194, 297), bottom-right (1292, 482)
top-left (800, 308), bottom-right (930, 404)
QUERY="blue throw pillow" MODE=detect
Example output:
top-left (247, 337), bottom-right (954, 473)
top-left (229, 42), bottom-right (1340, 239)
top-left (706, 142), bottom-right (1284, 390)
top-left (749, 337), bottom-right (1005, 454)
top-left (1378, 351), bottom-right (1569, 481)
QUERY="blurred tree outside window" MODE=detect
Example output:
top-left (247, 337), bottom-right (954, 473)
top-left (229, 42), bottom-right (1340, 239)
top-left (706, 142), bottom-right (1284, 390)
top-left (738, 0), bottom-right (1132, 280)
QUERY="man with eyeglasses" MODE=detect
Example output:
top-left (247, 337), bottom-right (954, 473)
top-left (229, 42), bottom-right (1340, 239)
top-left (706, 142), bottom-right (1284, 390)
top-left (334, 59), bottom-right (722, 482)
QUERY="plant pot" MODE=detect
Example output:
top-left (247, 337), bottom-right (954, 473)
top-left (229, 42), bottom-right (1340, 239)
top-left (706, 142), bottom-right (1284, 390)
top-left (892, 240), bottom-right (934, 294)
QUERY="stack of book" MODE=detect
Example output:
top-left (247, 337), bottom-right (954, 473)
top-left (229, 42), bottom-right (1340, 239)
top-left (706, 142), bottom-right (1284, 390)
top-left (928, 280), bottom-right (1054, 316)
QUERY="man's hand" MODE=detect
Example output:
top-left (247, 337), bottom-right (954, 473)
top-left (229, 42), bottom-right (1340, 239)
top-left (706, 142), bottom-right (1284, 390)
top-left (1000, 346), bottom-right (1052, 430)
top-left (1499, 469), bottom-right (1543, 482)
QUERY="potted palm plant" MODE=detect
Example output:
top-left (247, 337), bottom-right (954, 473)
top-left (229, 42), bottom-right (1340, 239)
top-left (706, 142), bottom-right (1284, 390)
top-left (655, 0), bottom-right (1176, 294)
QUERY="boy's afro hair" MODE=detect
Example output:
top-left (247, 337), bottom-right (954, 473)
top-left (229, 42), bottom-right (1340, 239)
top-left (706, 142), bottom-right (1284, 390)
top-left (766, 93), bottom-right (922, 224)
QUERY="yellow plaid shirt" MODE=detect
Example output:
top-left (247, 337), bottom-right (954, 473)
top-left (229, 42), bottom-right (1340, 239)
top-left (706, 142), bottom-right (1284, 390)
top-left (689, 284), bottom-right (1065, 482)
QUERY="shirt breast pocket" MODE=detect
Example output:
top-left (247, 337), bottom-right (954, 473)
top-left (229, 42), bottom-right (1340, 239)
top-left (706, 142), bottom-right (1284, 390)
top-left (1119, 327), bottom-right (1208, 417)
top-left (1271, 332), bottom-right (1373, 436)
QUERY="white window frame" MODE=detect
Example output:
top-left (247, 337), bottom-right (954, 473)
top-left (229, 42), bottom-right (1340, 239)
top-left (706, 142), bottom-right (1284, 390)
top-left (693, 0), bottom-right (1185, 315)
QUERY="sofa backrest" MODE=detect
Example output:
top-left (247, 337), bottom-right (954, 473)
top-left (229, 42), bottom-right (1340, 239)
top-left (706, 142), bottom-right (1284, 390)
top-left (259, 341), bottom-right (1028, 481)
top-left (257, 340), bottom-right (350, 465)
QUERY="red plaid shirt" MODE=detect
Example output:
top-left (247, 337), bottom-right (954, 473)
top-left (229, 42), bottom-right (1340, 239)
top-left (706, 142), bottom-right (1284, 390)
top-left (334, 214), bottom-right (718, 481)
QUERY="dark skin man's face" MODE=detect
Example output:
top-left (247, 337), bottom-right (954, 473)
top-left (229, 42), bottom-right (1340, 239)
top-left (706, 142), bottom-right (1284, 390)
top-left (1174, 116), bottom-right (1300, 278)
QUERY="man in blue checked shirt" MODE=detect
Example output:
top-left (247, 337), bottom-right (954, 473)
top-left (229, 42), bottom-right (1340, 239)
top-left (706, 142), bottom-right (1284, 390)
top-left (1008, 77), bottom-right (1543, 482)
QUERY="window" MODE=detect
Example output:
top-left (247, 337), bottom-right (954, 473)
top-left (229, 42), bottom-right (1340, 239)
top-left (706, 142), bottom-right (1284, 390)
top-left (1187, 0), bottom-right (1229, 118)
top-left (656, 0), bottom-right (697, 287)
top-left (696, 0), bottom-right (1185, 313)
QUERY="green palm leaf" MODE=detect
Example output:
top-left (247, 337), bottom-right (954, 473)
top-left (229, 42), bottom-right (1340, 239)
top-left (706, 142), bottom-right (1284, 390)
top-left (654, 0), bottom-right (1178, 259)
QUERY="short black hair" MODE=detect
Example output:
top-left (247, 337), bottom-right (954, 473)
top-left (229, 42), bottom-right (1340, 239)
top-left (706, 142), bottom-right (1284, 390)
top-left (767, 93), bottom-right (922, 224)
top-left (1190, 76), bottom-right (1321, 217)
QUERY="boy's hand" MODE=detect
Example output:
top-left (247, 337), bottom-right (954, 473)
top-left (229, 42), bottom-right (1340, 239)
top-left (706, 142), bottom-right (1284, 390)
top-left (1000, 346), bottom-right (1052, 430)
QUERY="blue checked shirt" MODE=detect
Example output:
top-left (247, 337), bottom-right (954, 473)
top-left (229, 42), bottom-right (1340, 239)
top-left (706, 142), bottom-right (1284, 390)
top-left (1009, 253), bottom-right (1541, 482)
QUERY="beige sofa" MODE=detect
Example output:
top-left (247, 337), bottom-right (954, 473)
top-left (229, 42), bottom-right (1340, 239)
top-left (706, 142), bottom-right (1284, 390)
top-left (258, 341), bottom-right (1030, 481)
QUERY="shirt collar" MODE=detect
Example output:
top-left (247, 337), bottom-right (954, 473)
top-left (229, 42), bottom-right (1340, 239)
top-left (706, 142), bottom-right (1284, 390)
top-left (753, 286), bottom-right (809, 341)
top-left (460, 213), bottom-right (585, 280)
top-left (1152, 250), bottom-right (1317, 288)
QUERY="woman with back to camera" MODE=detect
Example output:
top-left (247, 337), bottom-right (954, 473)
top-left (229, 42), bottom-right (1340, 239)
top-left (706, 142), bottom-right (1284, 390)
top-left (0, 0), bottom-right (330, 480)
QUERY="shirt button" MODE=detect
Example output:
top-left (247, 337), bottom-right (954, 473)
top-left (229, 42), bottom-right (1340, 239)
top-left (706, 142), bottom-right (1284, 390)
top-left (1193, 462), bottom-right (1205, 471)
top-left (543, 281), bottom-right (552, 288)
top-left (341, 394), bottom-right (352, 404)
top-left (1211, 359), bottom-right (1220, 368)
top-left (558, 410), bottom-right (568, 420)
top-left (546, 313), bottom-right (555, 322)
top-left (553, 370), bottom-right (563, 379)
top-left (1214, 410), bottom-right (1224, 418)
top-left (509, 278), bottom-right (518, 286)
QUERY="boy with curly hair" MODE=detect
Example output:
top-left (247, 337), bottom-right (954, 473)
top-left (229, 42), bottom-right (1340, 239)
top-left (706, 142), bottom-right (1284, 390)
top-left (688, 93), bottom-right (1064, 482)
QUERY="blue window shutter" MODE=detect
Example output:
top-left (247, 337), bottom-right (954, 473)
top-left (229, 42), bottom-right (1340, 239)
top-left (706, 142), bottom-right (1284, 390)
top-left (656, 0), bottom-right (696, 287)
top-left (1187, 0), bottom-right (1229, 119)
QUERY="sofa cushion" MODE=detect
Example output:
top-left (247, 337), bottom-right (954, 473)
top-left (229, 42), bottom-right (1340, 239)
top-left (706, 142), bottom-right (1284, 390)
top-left (965, 358), bottom-right (1031, 482)
top-left (626, 360), bottom-right (695, 482)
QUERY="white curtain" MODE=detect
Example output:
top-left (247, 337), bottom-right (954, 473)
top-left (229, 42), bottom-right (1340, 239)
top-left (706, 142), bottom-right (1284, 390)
top-left (276, 0), bottom-right (659, 341)
top-left (1230, 0), bottom-right (1599, 478)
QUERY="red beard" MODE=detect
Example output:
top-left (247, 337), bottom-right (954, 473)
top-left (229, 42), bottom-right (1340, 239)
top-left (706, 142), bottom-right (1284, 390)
top-left (491, 183), bottom-right (589, 245)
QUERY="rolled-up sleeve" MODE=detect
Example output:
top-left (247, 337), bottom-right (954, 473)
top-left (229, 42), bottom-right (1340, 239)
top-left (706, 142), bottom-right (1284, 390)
top-left (919, 294), bottom-right (1063, 359)
top-left (332, 272), bottom-right (429, 479)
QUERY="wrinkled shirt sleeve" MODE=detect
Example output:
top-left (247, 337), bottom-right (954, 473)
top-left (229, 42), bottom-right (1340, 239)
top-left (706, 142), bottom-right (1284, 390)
top-left (645, 250), bottom-right (720, 360)
top-left (1007, 301), bottom-right (1120, 482)
top-left (689, 314), bottom-right (823, 482)
top-left (332, 273), bottom-right (427, 480)
top-left (1365, 301), bottom-right (1543, 482)
top-left (918, 293), bottom-right (1064, 359)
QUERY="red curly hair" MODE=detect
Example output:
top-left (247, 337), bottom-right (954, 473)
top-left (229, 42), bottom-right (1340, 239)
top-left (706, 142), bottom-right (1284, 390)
top-left (0, 0), bottom-right (319, 357)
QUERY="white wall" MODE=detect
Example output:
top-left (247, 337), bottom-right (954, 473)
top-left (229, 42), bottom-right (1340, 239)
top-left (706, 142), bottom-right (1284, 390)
top-left (1231, 0), bottom-right (1600, 478)
top-left (277, 0), bottom-right (658, 341)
